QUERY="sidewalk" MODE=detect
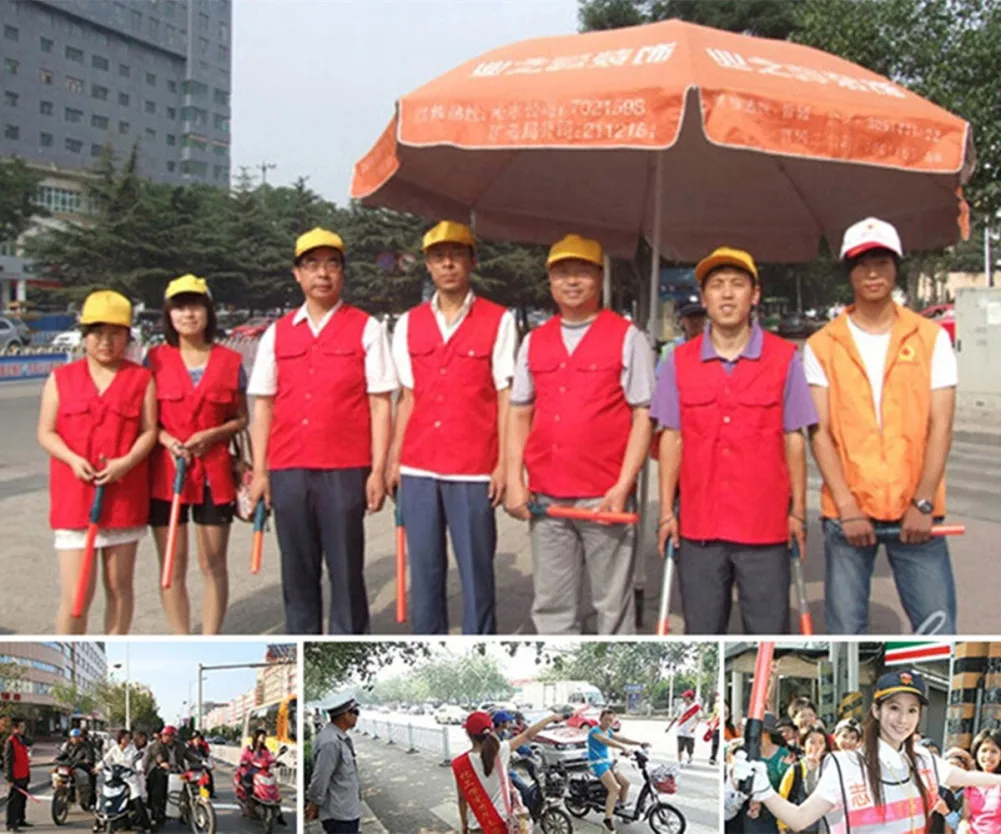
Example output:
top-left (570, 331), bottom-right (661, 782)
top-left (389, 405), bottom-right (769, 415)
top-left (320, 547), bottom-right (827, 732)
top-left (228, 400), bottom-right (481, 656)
top-left (304, 801), bottom-right (389, 834)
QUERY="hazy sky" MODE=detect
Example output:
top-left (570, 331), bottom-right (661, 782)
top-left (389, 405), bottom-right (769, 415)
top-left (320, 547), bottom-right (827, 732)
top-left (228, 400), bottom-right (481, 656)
top-left (230, 0), bottom-right (579, 204)
top-left (105, 642), bottom-right (291, 727)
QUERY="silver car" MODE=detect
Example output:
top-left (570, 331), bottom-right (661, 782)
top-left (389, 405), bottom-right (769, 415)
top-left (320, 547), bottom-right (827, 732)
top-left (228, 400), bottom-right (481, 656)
top-left (0, 316), bottom-right (31, 350)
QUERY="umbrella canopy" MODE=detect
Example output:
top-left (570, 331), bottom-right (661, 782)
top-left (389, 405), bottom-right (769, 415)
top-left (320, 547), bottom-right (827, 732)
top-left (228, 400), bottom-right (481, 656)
top-left (352, 19), bottom-right (975, 261)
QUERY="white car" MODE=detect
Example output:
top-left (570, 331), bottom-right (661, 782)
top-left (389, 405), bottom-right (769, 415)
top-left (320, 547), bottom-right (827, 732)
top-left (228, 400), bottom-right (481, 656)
top-left (50, 329), bottom-right (82, 350)
top-left (435, 705), bottom-right (466, 725)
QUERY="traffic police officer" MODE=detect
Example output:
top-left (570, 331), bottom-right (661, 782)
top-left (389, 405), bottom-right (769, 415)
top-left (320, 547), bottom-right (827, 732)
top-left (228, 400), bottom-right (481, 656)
top-left (305, 693), bottom-right (362, 833)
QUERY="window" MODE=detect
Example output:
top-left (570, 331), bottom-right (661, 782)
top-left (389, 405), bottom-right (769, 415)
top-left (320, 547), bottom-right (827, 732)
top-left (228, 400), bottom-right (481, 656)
top-left (118, 121), bottom-right (129, 134)
top-left (181, 160), bottom-right (208, 176)
top-left (165, 0), bottom-right (177, 18)
top-left (39, 100), bottom-right (53, 115)
top-left (166, 106), bottom-right (176, 119)
top-left (219, 22), bottom-right (228, 42)
top-left (118, 92), bottom-right (129, 106)
top-left (91, 143), bottom-right (103, 157)
top-left (40, 68), bottom-right (53, 85)
top-left (145, 127), bottom-right (156, 139)
top-left (65, 46), bottom-right (84, 63)
top-left (3, 125), bottom-right (19, 140)
top-left (213, 89), bottom-right (229, 107)
top-left (65, 76), bottom-right (83, 94)
top-left (181, 106), bottom-right (207, 126)
top-left (119, 63), bottom-right (130, 78)
top-left (182, 134), bottom-right (207, 151)
top-left (4, 91), bottom-right (18, 108)
top-left (64, 107), bottom-right (83, 123)
top-left (91, 54), bottom-right (109, 71)
top-left (167, 160), bottom-right (176, 172)
top-left (36, 186), bottom-right (82, 214)
top-left (145, 72), bottom-right (156, 86)
top-left (4, 25), bottom-right (18, 42)
top-left (213, 143), bottom-right (228, 156)
top-left (198, 36), bottom-right (208, 55)
top-left (144, 100), bottom-right (156, 114)
top-left (165, 23), bottom-right (177, 41)
top-left (95, 32), bottom-right (108, 47)
top-left (4, 58), bottom-right (18, 76)
top-left (167, 79), bottom-right (177, 93)
top-left (218, 45), bottom-right (229, 64)
top-left (166, 133), bottom-right (176, 146)
top-left (40, 132), bottom-right (53, 147)
top-left (92, 84), bottom-right (109, 101)
top-left (213, 114), bottom-right (229, 132)
top-left (148, 18), bottom-right (159, 37)
top-left (213, 164), bottom-right (227, 182)
top-left (40, 36), bottom-right (53, 52)
top-left (182, 79), bottom-right (208, 99)
top-left (65, 137), bottom-right (83, 153)
top-left (131, 9), bottom-right (142, 30)
top-left (91, 114), bottom-right (109, 129)
top-left (198, 12), bottom-right (209, 31)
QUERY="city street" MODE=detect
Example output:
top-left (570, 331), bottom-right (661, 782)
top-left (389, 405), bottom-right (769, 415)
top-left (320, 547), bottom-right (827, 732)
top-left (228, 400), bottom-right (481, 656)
top-left (349, 719), bottom-right (719, 834)
top-left (3, 378), bottom-right (1000, 634)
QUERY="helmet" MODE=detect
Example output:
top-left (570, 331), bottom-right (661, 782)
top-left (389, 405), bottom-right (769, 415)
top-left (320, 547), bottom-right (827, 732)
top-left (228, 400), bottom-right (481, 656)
top-left (162, 725), bottom-right (177, 737)
top-left (69, 729), bottom-right (82, 738)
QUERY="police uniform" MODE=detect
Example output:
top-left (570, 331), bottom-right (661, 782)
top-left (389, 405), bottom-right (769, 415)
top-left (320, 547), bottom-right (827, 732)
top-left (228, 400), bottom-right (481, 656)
top-left (306, 695), bottom-right (362, 834)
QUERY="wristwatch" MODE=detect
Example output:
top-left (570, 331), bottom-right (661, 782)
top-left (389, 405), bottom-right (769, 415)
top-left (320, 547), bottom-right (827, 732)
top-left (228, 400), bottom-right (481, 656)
top-left (911, 498), bottom-right (934, 515)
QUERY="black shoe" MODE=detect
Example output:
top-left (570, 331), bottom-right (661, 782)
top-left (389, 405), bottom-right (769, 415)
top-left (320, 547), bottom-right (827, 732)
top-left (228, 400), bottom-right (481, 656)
top-left (602, 820), bottom-right (615, 832)
top-left (18, 824), bottom-right (32, 829)
top-left (277, 815), bottom-right (287, 827)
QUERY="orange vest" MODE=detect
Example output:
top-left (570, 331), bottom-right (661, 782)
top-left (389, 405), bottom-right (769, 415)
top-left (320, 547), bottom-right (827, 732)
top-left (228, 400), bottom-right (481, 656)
top-left (806, 305), bottom-right (946, 522)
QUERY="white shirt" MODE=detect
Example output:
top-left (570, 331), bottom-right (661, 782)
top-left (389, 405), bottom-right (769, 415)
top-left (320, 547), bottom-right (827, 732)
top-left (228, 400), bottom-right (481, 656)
top-left (97, 743), bottom-right (142, 800)
top-left (674, 700), bottom-right (700, 738)
top-left (247, 302), bottom-right (398, 397)
top-left (803, 320), bottom-right (956, 428)
top-left (392, 292), bottom-right (517, 482)
top-left (455, 740), bottom-right (513, 825)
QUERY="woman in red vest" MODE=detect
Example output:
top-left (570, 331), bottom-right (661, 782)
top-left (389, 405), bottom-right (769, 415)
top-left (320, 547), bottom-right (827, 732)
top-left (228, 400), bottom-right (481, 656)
top-left (146, 275), bottom-right (247, 635)
top-left (37, 290), bottom-right (157, 634)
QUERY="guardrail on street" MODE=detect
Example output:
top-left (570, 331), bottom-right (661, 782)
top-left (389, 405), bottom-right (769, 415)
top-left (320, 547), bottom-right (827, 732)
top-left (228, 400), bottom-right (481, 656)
top-left (355, 715), bottom-right (454, 765)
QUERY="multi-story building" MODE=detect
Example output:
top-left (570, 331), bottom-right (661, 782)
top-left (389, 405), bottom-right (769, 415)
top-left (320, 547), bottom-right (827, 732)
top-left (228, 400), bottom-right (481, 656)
top-left (0, 642), bottom-right (107, 735)
top-left (256, 644), bottom-right (296, 706)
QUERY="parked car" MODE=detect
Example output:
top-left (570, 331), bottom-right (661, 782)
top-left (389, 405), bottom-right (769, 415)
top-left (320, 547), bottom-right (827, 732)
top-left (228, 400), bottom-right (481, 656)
top-left (230, 317), bottom-right (274, 338)
top-left (208, 736), bottom-right (228, 746)
top-left (0, 316), bottom-right (32, 350)
top-left (922, 303), bottom-right (956, 343)
top-left (434, 705), bottom-right (466, 725)
top-left (50, 329), bottom-right (82, 350)
top-left (565, 705), bottom-right (620, 732)
top-left (777, 312), bottom-right (815, 339)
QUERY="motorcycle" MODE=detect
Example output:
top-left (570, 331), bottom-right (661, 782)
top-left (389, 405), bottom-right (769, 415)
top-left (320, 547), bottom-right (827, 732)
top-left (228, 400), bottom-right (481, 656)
top-left (510, 748), bottom-right (575, 834)
top-left (94, 764), bottom-right (142, 834)
top-left (234, 745), bottom-right (290, 834)
top-left (564, 748), bottom-right (687, 834)
top-left (167, 763), bottom-right (216, 834)
top-left (51, 761), bottom-right (91, 825)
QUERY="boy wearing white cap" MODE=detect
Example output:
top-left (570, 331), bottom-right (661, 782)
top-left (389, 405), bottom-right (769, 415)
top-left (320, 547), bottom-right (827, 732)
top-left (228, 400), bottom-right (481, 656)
top-left (804, 217), bottom-right (958, 634)
top-left (387, 221), bottom-right (517, 635)
top-left (505, 234), bottom-right (655, 635)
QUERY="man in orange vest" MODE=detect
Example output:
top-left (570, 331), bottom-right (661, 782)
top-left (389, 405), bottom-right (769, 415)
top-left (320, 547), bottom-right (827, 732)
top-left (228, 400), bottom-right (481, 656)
top-left (804, 217), bottom-right (957, 634)
top-left (247, 228), bottom-right (398, 635)
top-left (505, 234), bottom-right (654, 635)
top-left (387, 221), bottom-right (517, 634)
top-left (654, 247), bottom-right (816, 634)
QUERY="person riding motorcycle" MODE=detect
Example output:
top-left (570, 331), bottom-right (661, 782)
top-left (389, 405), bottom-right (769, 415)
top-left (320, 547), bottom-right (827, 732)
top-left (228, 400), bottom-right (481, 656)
top-left (187, 732), bottom-right (215, 799)
top-left (56, 729), bottom-right (95, 809)
top-left (142, 726), bottom-right (204, 827)
top-left (237, 729), bottom-right (287, 827)
top-left (93, 729), bottom-right (151, 834)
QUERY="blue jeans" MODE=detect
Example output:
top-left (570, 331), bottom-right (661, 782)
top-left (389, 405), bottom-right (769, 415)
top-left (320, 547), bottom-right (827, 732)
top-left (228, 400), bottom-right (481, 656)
top-left (823, 518), bottom-right (957, 634)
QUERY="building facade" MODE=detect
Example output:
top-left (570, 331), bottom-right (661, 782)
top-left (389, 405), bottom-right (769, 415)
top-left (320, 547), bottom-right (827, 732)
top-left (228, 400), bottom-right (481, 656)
top-left (0, 0), bottom-right (232, 186)
top-left (0, 642), bottom-right (107, 734)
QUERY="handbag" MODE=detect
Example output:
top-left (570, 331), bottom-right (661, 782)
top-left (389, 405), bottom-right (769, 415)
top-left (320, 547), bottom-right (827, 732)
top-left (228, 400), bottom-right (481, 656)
top-left (230, 428), bottom-right (254, 522)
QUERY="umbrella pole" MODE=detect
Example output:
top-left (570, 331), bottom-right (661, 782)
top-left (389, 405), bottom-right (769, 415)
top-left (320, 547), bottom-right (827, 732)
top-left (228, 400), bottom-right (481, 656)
top-left (603, 254), bottom-right (612, 308)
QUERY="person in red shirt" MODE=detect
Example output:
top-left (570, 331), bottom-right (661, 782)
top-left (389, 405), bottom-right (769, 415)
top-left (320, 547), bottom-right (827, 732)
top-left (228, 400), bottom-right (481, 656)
top-left (387, 221), bottom-right (516, 634)
top-left (4, 718), bottom-right (31, 832)
top-left (146, 275), bottom-right (248, 635)
top-left (37, 291), bottom-right (157, 635)
top-left (506, 234), bottom-right (654, 635)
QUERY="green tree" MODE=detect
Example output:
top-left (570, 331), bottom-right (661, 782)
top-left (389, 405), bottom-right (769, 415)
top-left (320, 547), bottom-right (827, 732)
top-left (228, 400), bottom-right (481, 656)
top-left (94, 682), bottom-right (162, 731)
top-left (0, 662), bottom-right (26, 723)
top-left (579, 0), bottom-right (801, 38)
top-left (304, 643), bottom-right (435, 702)
top-left (0, 157), bottom-right (48, 243)
top-left (51, 681), bottom-right (97, 719)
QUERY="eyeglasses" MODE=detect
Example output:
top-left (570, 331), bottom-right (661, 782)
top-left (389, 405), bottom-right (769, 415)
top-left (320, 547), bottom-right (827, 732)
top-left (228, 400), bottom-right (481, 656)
top-left (348, 708), bottom-right (360, 716)
top-left (299, 258), bottom-right (343, 273)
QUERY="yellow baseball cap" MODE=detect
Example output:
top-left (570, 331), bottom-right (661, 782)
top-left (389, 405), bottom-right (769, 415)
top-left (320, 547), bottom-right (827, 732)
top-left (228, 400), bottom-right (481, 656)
top-left (79, 290), bottom-right (132, 328)
top-left (694, 246), bottom-right (759, 283)
top-left (295, 227), bottom-right (345, 259)
top-left (422, 221), bottom-right (476, 252)
top-left (547, 234), bottom-right (603, 268)
top-left (164, 274), bottom-right (210, 300)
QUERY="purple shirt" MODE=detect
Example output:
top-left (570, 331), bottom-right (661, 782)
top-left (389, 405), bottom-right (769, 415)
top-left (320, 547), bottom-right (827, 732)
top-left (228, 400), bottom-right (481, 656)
top-left (650, 323), bottom-right (818, 432)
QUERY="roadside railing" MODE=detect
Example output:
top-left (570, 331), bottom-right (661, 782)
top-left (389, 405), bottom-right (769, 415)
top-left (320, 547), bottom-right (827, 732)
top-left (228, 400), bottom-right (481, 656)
top-left (355, 715), bottom-right (454, 766)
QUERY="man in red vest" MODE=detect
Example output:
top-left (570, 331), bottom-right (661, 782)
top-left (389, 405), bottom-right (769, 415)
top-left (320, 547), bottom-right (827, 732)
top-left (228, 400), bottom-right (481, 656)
top-left (4, 718), bottom-right (30, 832)
top-left (506, 234), bottom-right (655, 635)
top-left (248, 228), bottom-right (398, 634)
top-left (387, 221), bottom-right (516, 634)
top-left (653, 247), bottom-right (816, 634)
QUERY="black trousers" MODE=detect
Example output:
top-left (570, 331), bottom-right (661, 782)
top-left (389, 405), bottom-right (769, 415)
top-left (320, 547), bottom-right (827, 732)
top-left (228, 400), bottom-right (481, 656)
top-left (270, 467), bottom-right (371, 635)
top-left (321, 820), bottom-right (360, 834)
top-left (130, 798), bottom-right (151, 831)
top-left (711, 730), bottom-right (721, 762)
top-left (6, 777), bottom-right (28, 829)
top-left (146, 769), bottom-right (167, 823)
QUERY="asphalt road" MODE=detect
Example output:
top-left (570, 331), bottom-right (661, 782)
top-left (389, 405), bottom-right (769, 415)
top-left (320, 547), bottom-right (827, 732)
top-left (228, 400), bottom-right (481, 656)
top-left (6, 760), bottom-right (297, 834)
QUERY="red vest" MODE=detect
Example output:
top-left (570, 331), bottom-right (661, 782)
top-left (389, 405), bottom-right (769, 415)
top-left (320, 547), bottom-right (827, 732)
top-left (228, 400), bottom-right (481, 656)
top-left (147, 344), bottom-right (243, 504)
top-left (524, 310), bottom-right (632, 498)
top-left (269, 306), bottom-right (372, 471)
top-left (8, 735), bottom-right (29, 780)
top-left (49, 358), bottom-right (150, 530)
top-left (675, 331), bottom-right (795, 545)
top-left (401, 298), bottom-right (505, 476)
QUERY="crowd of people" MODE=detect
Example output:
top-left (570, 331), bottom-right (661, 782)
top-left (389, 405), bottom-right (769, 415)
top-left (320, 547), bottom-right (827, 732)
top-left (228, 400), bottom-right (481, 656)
top-left (38, 212), bottom-right (958, 636)
top-left (723, 670), bottom-right (1001, 833)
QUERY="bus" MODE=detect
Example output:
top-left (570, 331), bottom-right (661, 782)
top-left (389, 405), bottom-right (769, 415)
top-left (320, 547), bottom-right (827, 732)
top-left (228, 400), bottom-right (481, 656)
top-left (241, 695), bottom-right (297, 757)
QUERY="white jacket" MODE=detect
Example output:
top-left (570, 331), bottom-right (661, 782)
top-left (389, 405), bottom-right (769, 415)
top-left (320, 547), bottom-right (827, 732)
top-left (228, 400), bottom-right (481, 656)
top-left (97, 743), bottom-right (142, 800)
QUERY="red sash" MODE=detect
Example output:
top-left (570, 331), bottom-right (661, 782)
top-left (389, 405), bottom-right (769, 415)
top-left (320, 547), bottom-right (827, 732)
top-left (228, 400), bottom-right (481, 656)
top-left (703, 714), bottom-right (720, 742)
top-left (452, 751), bottom-right (509, 834)
top-left (677, 702), bottom-right (701, 732)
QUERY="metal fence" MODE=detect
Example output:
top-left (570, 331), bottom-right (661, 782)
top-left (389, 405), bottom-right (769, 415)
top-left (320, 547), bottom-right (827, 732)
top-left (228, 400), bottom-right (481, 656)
top-left (356, 715), bottom-right (454, 765)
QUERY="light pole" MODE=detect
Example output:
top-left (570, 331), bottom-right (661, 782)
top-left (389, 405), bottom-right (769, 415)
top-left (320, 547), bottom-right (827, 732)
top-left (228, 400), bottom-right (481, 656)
top-left (112, 645), bottom-right (131, 730)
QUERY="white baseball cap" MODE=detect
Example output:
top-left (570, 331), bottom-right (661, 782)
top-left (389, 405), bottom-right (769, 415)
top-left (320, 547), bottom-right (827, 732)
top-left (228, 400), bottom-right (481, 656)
top-left (839, 217), bottom-right (903, 261)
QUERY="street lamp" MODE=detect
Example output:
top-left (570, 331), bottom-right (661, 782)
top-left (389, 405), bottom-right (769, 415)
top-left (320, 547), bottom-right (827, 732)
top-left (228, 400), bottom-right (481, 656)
top-left (112, 645), bottom-right (131, 731)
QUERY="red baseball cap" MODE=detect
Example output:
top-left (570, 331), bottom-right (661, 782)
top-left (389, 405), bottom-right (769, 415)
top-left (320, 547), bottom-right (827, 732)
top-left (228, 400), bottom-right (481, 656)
top-left (463, 711), bottom-right (493, 735)
top-left (683, 690), bottom-right (695, 698)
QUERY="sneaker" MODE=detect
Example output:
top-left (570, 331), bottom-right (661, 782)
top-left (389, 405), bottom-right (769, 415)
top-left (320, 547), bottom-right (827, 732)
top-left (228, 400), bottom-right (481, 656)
top-left (602, 819), bottom-right (615, 832)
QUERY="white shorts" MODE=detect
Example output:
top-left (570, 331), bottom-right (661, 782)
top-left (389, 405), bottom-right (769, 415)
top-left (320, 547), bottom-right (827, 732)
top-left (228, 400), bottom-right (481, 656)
top-left (53, 526), bottom-right (147, 551)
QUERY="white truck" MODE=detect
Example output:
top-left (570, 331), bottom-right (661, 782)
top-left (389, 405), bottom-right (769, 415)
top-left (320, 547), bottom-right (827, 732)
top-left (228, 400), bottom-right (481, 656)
top-left (517, 680), bottom-right (607, 712)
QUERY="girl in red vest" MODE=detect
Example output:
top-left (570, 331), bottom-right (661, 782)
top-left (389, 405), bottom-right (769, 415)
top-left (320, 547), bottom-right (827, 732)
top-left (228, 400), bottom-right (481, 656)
top-left (37, 290), bottom-right (157, 635)
top-left (146, 275), bottom-right (248, 635)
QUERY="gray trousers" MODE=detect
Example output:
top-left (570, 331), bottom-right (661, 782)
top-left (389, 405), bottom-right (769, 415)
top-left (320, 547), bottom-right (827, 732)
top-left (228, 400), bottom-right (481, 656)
top-left (530, 495), bottom-right (636, 635)
top-left (677, 538), bottom-right (790, 634)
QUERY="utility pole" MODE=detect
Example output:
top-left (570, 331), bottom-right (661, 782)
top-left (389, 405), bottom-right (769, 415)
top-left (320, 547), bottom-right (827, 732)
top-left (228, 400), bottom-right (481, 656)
top-left (257, 161), bottom-right (276, 185)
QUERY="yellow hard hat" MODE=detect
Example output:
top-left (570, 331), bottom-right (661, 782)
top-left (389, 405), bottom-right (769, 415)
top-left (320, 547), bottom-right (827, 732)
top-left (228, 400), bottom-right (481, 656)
top-left (79, 290), bottom-right (132, 328)
top-left (422, 221), bottom-right (476, 252)
top-left (694, 247), bottom-right (759, 283)
top-left (164, 274), bottom-right (210, 300)
top-left (295, 227), bottom-right (345, 259)
top-left (547, 234), bottom-right (604, 269)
